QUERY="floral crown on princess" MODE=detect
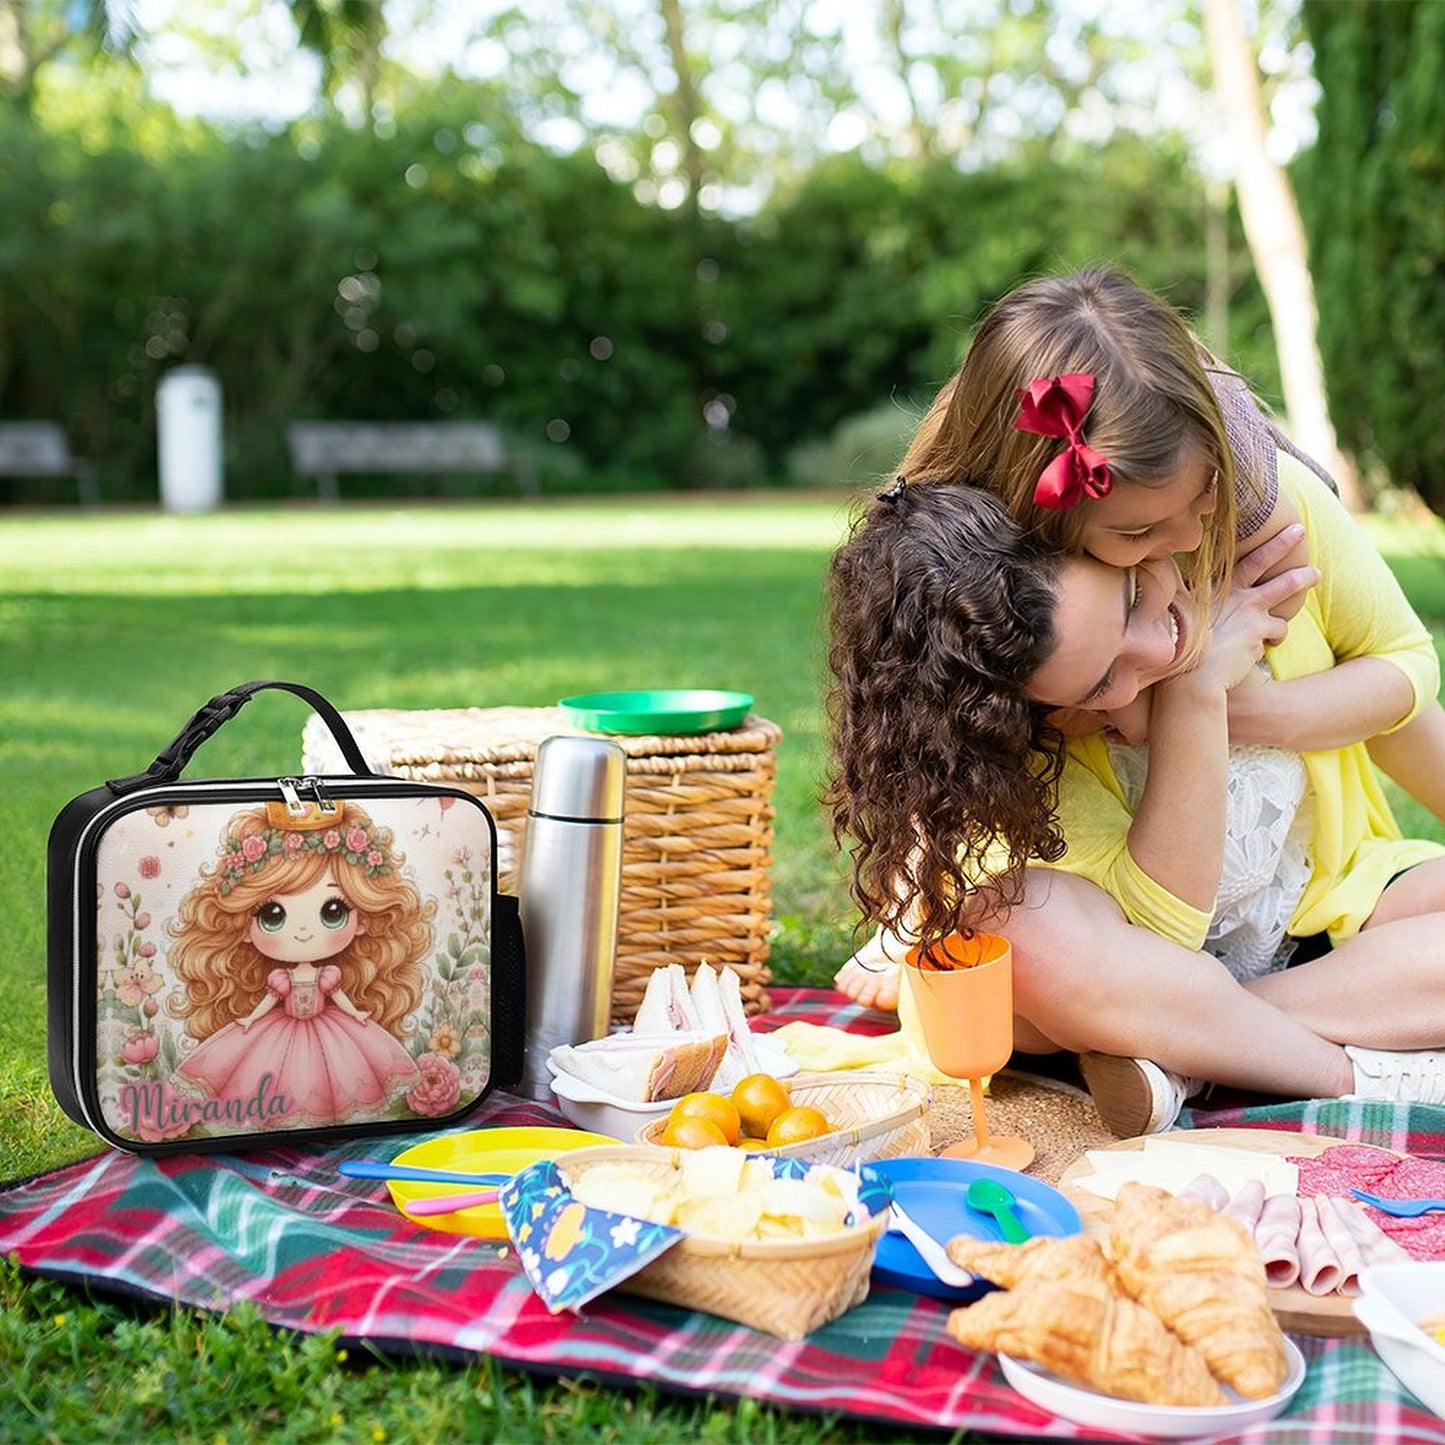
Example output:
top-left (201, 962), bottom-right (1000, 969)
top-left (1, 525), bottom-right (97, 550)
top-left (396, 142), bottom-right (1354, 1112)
top-left (217, 801), bottom-right (395, 895)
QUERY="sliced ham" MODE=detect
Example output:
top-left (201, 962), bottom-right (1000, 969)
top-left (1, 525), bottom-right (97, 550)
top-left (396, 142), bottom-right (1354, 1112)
top-left (1336, 1197), bottom-right (1411, 1269)
top-left (1255, 1194), bottom-right (1303, 1289)
top-left (1296, 1195), bottom-right (1345, 1296)
top-left (1178, 1172), bottom-right (1231, 1212)
top-left (1311, 1195), bottom-right (1366, 1296)
top-left (1221, 1177), bottom-right (1267, 1233)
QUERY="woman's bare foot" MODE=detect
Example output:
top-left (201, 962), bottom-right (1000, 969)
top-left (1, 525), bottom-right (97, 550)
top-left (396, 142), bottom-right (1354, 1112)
top-left (833, 930), bottom-right (903, 1011)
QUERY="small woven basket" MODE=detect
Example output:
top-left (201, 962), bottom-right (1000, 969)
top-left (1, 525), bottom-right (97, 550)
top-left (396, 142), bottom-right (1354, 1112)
top-left (558, 1144), bottom-right (888, 1339)
top-left (637, 1070), bottom-right (933, 1166)
top-left (301, 704), bottom-right (781, 1023)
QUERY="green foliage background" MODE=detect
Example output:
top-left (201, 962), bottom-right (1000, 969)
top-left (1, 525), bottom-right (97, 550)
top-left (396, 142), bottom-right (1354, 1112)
top-left (1298, 0), bottom-right (1445, 508)
top-left (1, 72), bottom-right (1280, 504)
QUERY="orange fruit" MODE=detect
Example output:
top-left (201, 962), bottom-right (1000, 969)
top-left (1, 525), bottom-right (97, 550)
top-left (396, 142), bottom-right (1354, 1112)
top-left (731, 1073), bottom-right (791, 1139)
top-left (765, 1104), bottom-right (831, 1146)
top-left (667, 1091), bottom-right (741, 1146)
top-left (659, 1115), bottom-right (729, 1150)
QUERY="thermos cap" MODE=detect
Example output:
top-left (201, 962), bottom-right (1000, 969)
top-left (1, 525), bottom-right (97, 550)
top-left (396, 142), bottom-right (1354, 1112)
top-left (529, 734), bottom-right (627, 821)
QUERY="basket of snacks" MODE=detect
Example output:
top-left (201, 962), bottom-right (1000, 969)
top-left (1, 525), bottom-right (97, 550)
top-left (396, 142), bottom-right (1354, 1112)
top-left (557, 1143), bottom-right (892, 1339)
top-left (637, 1069), bottom-right (932, 1166)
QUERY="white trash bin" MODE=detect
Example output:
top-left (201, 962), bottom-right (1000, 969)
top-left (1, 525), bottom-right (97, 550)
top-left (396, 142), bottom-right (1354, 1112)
top-left (157, 365), bottom-right (223, 513)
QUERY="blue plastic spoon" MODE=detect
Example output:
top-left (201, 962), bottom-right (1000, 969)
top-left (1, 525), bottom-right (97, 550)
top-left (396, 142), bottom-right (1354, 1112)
top-left (340, 1160), bottom-right (509, 1187)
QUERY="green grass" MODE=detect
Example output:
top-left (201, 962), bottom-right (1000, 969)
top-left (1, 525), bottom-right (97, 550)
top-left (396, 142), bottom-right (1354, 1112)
top-left (4, 496), bottom-right (1445, 1443)
top-left (0, 495), bottom-right (940, 1445)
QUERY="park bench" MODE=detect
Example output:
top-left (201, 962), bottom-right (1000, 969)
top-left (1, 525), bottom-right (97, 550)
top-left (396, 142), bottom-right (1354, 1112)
top-left (286, 421), bottom-right (538, 502)
top-left (0, 423), bottom-right (98, 505)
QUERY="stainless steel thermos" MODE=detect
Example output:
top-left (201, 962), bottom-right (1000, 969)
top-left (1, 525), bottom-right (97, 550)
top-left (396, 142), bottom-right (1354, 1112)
top-left (517, 734), bottom-right (626, 1099)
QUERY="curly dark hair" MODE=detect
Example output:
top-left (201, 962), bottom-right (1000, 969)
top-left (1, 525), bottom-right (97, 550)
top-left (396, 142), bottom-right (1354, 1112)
top-left (825, 482), bottom-right (1068, 952)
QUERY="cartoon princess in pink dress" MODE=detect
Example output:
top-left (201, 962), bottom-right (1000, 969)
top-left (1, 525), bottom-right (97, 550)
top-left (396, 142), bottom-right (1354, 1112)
top-left (168, 800), bottom-right (434, 1128)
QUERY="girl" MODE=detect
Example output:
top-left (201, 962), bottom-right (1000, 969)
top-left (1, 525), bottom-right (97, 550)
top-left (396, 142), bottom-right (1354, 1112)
top-left (834, 265), bottom-right (1445, 1011)
top-left (810, 477), bottom-right (1445, 1133)
top-left (168, 801), bottom-right (432, 1127)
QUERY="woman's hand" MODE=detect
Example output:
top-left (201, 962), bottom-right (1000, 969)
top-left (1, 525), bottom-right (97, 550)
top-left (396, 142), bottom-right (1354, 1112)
top-left (1178, 524), bottom-right (1318, 695)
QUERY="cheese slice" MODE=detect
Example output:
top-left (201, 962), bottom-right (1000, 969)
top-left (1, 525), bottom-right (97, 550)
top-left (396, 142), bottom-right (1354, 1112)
top-left (1076, 1135), bottom-right (1299, 1202)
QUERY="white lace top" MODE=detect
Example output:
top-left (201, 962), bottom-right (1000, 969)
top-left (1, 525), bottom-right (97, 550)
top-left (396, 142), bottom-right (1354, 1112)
top-left (1106, 740), bottom-right (1315, 982)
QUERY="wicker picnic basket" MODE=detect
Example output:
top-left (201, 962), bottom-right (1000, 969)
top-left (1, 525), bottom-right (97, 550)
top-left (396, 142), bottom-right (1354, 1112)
top-left (300, 704), bottom-right (781, 1024)
top-left (557, 1144), bottom-right (889, 1339)
top-left (636, 1071), bottom-right (933, 1166)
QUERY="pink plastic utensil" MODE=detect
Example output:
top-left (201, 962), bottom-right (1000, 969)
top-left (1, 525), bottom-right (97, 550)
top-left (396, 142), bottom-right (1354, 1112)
top-left (402, 1187), bottom-right (501, 1217)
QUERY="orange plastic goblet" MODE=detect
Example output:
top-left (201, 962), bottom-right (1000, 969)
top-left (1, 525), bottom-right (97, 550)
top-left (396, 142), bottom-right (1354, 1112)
top-left (903, 932), bottom-right (1034, 1171)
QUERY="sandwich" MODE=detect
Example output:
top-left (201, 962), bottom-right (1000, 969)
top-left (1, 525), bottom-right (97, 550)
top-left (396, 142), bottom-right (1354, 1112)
top-left (635, 962), bottom-right (760, 1092)
top-left (549, 1031), bottom-right (728, 1103)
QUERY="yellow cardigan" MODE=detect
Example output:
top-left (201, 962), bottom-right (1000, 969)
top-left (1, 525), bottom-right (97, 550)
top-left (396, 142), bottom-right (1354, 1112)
top-left (1041, 459), bottom-right (1444, 949)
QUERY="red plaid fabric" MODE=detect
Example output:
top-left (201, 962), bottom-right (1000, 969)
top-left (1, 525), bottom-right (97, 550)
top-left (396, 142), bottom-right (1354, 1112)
top-left (5, 988), bottom-right (1443, 1441)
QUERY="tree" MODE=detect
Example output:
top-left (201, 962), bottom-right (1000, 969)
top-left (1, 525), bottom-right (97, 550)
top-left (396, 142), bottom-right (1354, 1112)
top-left (1298, 0), bottom-right (1445, 512)
top-left (0, 0), bottom-right (138, 113)
top-left (1201, 0), bottom-right (1359, 507)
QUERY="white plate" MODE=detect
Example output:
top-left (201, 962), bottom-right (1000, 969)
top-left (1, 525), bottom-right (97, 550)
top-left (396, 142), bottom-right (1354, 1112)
top-left (1355, 1262), bottom-right (1445, 1417)
top-left (998, 1337), bottom-right (1306, 1439)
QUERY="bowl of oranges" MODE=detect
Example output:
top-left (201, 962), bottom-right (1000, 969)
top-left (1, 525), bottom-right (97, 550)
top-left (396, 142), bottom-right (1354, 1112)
top-left (638, 1069), bottom-right (934, 1167)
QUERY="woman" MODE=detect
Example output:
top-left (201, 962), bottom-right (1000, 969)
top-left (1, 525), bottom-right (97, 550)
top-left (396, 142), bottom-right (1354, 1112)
top-left (807, 468), bottom-right (1445, 1133)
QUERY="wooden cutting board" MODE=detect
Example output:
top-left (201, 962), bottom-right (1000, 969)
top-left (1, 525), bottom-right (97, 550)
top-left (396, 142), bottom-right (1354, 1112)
top-left (1057, 1127), bottom-right (1376, 1338)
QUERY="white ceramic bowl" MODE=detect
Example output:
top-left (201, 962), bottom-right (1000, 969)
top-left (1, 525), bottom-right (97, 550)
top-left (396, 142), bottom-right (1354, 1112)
top-left (548, 1069), bottom-right (674, 1143)
top-left (1355, 1262), bottom-right (1445, 1418)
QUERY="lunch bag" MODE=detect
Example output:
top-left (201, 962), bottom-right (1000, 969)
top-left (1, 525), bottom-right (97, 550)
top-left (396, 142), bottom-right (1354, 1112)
top-left (47, 679), bottom-right (525, 1154)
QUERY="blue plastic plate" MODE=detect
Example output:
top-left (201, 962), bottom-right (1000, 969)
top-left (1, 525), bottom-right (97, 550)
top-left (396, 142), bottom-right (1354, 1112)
top-left (558, 689), bottom-right (753, 735)
top-left (865, 1156), bottom-right (1082, 1303)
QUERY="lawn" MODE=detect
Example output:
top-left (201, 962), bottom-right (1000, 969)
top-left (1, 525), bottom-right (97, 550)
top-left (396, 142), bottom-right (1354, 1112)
top-left (3, 496), bottom-right (1445, 1443)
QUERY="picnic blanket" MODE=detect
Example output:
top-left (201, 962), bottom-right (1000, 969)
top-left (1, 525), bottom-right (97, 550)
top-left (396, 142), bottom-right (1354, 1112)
top-left (4, 987), bottom-right (1445, 1442)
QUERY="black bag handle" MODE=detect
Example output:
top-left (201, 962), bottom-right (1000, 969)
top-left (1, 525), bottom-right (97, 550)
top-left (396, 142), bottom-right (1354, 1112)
top-left (107, 680), bottom-right (375, 793)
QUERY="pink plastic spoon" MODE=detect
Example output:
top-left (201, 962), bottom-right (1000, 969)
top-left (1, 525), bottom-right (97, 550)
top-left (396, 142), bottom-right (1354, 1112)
top-left (402, 1187), bottom-right (501, 1217)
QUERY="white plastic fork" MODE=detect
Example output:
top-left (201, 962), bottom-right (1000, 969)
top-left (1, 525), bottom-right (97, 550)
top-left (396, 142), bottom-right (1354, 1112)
top-left (887, 1203), bottom-right (975, 1288)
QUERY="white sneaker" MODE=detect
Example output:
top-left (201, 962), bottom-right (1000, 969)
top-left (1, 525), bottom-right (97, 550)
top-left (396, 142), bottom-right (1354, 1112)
top-left (1345, 1045), bottom-right (1445, 1105)
top-left (1080, 1053), bottom-right (1203, 1138)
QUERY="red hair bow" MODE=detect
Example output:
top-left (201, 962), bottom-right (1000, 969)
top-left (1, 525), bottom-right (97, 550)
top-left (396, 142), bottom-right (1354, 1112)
top-left (1013, 372), bottom-right (1112, 509)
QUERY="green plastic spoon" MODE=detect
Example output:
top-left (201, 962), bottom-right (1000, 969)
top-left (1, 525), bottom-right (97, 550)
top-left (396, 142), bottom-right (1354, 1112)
top-left (965, 1177), bottom-right (1032, 1244)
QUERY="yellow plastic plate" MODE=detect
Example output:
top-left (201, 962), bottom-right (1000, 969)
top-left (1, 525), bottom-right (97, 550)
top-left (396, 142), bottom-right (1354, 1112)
top-left (387, 1126), bottom-right (616, 1238)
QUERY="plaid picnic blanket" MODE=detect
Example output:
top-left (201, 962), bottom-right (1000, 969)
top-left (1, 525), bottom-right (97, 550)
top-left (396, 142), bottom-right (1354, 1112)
top-left (5, 987), bottom-right (1444, 1442)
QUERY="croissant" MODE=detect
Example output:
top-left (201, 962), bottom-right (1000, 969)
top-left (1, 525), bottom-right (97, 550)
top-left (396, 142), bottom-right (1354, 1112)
top-left (1108, 1181), bottom-right (1288, 1399)
top-left (945, 1232), bottom-right (1112, 1288)
top-left (946, 1275), bottom-right (1226, 1408)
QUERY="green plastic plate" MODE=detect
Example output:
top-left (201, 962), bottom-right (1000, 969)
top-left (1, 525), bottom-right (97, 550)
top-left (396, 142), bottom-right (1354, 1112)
top-left (558, 688), bottom-right (754, 735)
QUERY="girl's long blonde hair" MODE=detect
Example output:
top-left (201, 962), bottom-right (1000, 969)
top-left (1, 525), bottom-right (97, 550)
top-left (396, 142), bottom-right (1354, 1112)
top-left (167, 803), bottom-right (432, 1040)
top-left (898, 266), bottom-right (1245, 606)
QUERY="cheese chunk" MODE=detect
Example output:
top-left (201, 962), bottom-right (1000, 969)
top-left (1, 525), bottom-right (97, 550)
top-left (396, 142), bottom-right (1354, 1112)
top-left (1077, 1136), bottom-right (1298, 1203)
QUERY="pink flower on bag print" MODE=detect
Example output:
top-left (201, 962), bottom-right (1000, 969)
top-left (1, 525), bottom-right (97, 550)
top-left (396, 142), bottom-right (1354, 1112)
top-left (284, 832), bottom-right (305, 854)
top-left (345, 827), bottom-right (369, 854)
top-left (366, 850), bottom-right (383, 868)
top-left (117, 959), bottom-right (164, 1007)
top-left (120, 1031), bottom-right (159, 1065)
top-left (439, 796), bottom-right (455, 811)
top-left (406, 1052), bottom-right (462, 1116)
top-left (137, 941), bottom-right (157, 958)
top-left (133, 1108), bottom-right (197, 1145)
top-left (134, 912), bottom-right (151, 930)
top-left (138, 856), bottom-right (161, 880)
top-left (242, 835), bottom-right (268, 863)
top-left (114, 882), bottom-right (130, 899)
top-left (323, 829), bottom-right (341, 850)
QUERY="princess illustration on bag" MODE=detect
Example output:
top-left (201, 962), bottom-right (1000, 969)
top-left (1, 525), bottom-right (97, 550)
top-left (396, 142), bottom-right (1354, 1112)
top-left (167, 800), bottom-right (434, 1128)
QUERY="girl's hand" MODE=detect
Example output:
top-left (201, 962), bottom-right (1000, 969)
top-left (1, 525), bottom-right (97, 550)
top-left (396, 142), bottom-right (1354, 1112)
top-left (1176, 524), bottom-right (1318, 694)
